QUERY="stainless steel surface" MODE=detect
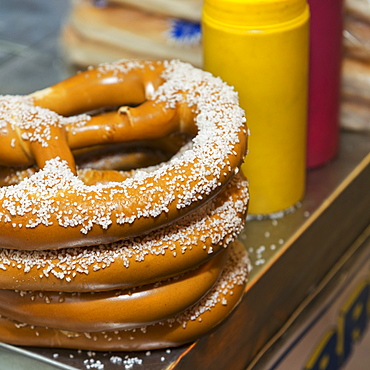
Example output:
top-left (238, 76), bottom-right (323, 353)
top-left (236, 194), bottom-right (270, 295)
top-left (0, 342), bottom-right (76, 370)
top-left (0, 1), bottom-right (369, 369)
top-left (0, 0), bottom-right (71, 95)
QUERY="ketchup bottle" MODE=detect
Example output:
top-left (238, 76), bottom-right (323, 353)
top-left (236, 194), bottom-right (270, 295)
top-left (307, 0), bottom-right (344, 168)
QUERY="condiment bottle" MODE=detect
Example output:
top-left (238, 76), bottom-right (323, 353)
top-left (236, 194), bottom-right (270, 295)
top-left (307, 0), bottom-right (344, 168)
top-left (202, 0), bottom-right (310, 216)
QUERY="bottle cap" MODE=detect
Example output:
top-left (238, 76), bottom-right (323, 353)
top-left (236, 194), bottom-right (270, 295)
top-left (203, 0), bottom-right (308, 28)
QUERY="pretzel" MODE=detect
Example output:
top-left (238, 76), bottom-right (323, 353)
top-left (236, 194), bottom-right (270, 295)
top-left (0, 59), bottom-right (249, 351)
top-left (0, 248), bottom-right (228, 332)
top-left (0, 60), bottom-right (247, 251)
top-left (0, 174), bottom-right (248, 292)
top-left (0, 241), bottom-right (249, 351)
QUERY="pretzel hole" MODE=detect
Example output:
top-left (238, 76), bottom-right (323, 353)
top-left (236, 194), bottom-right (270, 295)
top-left (74, 134), bottom-right (192, 172)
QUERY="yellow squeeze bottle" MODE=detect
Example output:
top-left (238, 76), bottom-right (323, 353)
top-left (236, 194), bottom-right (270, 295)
top-left (202, 0), bottom-right (310, 215)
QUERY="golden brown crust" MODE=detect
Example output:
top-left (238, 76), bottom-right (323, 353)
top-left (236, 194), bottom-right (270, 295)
top-left (0, 174), bottom-right (248, 292)
top-left (0, 241), bottom-right (249, 351)
top-left (0, 249), bottom-right (228, 332)
top-left (0, 59), bottom-right (249, 351)
top-left (0, 60), bottom-right (247, 251)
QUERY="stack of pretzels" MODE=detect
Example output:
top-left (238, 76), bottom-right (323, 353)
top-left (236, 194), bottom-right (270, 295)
top-left (0, 60), bottom-right (250, 351)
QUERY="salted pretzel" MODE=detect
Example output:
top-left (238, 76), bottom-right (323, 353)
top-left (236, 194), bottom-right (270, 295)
top-left (0, 241), bottom-right (249, 351)
top-left (0, 174), bottom-right (248, 292)
top-left (0, 248), bottom-right (228, 332)
top-left (0, 59), bottom-right (250, 351)
top-left (0, 60), bottom-right (247, 251)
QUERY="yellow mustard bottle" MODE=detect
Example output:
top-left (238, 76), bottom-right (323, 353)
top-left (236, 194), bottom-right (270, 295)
top-left (202, 0), bottom-right (310, 216)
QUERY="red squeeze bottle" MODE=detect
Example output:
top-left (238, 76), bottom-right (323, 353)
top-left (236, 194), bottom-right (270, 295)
top-left (307, 0), bottom-right (344, 168)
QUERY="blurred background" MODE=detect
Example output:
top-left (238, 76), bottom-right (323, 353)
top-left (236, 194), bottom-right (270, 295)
top-left (0, 0), bottom-right (368, 133)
